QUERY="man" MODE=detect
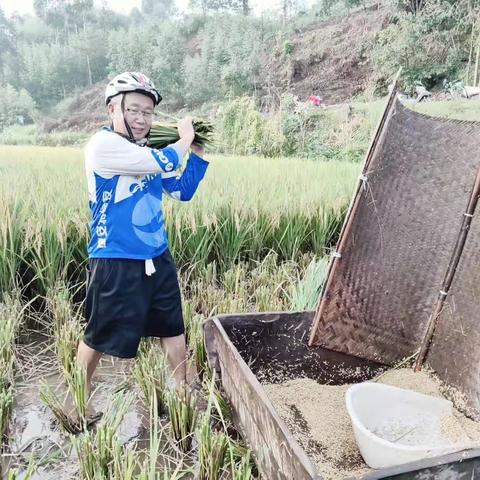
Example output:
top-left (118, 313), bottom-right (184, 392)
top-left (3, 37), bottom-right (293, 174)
top-left (77, 72), bottom-right (208, 391)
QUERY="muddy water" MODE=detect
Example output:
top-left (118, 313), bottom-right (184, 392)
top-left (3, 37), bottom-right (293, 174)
top-left (7, 346), bottom-right (149, 479)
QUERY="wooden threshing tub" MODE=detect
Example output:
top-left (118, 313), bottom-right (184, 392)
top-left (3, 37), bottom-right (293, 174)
top-left (204, 312), bottom-right (480, 479)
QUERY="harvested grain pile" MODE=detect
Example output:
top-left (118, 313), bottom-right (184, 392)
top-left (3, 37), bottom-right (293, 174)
top-left (263, 368), bottom-right (480, 479)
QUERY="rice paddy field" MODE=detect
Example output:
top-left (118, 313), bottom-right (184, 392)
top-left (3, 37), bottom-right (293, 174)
top-left (0, 144), bottom-right (359, 478)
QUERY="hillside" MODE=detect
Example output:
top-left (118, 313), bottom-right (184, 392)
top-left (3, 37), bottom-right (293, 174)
top-left (44, 7), bottom-right (390, 133)
top-left (264, 6), bottom-right (389, 104)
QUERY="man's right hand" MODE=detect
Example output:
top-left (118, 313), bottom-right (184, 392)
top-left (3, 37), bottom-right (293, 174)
top-left (177, 116), bottom-right (195, 142)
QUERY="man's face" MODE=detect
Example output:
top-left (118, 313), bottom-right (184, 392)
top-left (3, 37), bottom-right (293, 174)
top-left (108, 92), bottom-right (155, 140)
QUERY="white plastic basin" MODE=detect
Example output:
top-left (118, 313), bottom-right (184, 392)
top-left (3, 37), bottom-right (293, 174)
top-left (345, 382), bottom-right (471, 468)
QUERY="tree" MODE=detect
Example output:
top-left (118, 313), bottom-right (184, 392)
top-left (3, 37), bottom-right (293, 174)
top-left (189, 0), bottom-right (248, 15)
top-left (279, 0), bottom-right (301, 24)
top-left (33, 0), bottom-right (93, 32)
top-left (0, 84), bottom-right (37, 130)
top-left (0, 6), bottom-right (16, 55)
top-left (141, 0), bottom-right (176, 18)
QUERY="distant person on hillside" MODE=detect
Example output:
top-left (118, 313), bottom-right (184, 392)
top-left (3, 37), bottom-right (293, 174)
top-left (76, 72), bottom-right (208, 397)
top-left (308, 95), bottom-right (322, 107)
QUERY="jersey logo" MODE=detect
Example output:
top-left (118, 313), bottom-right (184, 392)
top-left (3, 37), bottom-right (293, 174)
top-left (114, 174), bottom-right (158, 203)
top-left (115, 176), bottom-right (146, 203)
top-left (131, 193), bottom-right (165, 248)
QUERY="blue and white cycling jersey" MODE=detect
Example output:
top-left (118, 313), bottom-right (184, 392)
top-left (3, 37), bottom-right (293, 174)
top-left (85, 127), bottom-right (209, 260)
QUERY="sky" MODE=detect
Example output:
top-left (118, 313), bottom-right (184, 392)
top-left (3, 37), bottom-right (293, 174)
top-left (0, 0), bottom-right (293, 17)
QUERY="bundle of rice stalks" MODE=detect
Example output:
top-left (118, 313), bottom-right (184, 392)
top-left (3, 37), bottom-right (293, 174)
top-left (72, 390), bottom-right (135, 478)
top-left (148, 120), bottom-right (214, 150)
top-left (133, 341), bottom-right (168, 414)
top-left (196, 414), bottom-right (228, 480)
top-left (166, 386), bottom-right (198, 452)
top-left (40, 363), bottom-right (89, 434)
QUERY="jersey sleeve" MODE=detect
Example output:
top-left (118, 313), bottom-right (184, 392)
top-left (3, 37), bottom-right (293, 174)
top-left (162, 152), bottom-right (209, 201)
top-left (85, 130), bottom-right (181, 177)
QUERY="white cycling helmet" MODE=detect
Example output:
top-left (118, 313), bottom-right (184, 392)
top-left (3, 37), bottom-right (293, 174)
top-left (105, 72), bottom-right (162, 106)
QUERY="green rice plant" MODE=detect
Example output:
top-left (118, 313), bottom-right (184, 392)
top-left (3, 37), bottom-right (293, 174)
top-left (230, 449), bottom-right (254, 480)
top-left (111, 441), bottom-right (137, 480)
top-left (202, 372), bottom-right (231, 425)
top-left (0, 147), bottom-right (357, 298)
top-left (102, 389), bottom-right (136, 433)
top-left (0, 385), bottom-right (13, 440)
top-left (46, 283), bottom-right (73, 333)
top-left (72, 390), bottom-right (135, 478)
top-left (290, 256), bottom-right (329, 311)
top-left (0, 292), bottom-right (24, 446)
top-left (56, 319), bottom-right (82, 375)
top-left (46, 284), bottom-right (83, 374)
top-left (139, 390), bottom-right (161, 480)
top-left (0, 202), bottom-right (24, 293)
top-left (138, 390), bottom-right (192, 480)
top-left (64, 362), bottom-right (88, 431)
top-left (70, 430), bottom-right (99, 479)
top-left (40, 362), bottom-right (89, 433)
top-left (133, 341), bottom-right (168, 414)
top-left (196, 413), bottom-right (228, 480)
top-left (166, 386), bottom-right (198, 453)
top-left (201, 374), bottom-right (256, 479)
top-left (7, 453), bottom-right (36, 480)
top-left (39, 383), bottom-right (79, 434)
top-left (187, 315), bottom-right (207, 377)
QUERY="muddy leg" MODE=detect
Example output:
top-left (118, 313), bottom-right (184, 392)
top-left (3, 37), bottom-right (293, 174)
top-left (77, 340), bottom-right (103, 393)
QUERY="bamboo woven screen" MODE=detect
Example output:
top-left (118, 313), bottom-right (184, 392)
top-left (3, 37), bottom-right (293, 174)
top-left (309, 92), bottom-right (480, 418)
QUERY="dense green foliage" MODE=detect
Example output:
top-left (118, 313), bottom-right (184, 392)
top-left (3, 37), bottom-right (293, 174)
top-left (372, 0), bottom-right (479, 90)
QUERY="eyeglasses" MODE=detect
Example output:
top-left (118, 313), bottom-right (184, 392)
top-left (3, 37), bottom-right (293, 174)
top-left (124, 107), bottom-right (154, 120)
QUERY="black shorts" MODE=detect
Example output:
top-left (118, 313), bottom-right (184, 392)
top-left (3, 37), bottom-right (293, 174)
top-left (83, 250), bottom-right (184, 359)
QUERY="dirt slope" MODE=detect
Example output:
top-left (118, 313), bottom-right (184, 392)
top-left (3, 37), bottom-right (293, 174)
top-left (263, 6), bottom-right (389, 104)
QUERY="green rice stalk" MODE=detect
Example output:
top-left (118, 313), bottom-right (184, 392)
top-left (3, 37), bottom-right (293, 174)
top-left (231, 449), bottom-right (254, 480)
top-left (101, 389), bottom-right (136, 433)
top-left (196, 414), bottom-right (228, 480)
top-left (166, 386), bottom-right (198, 452)
top-left (133, 341), bottom-right (168, 413)
top-left (188, 315), bottom-right (207, 377)
top-left (111, 441), bottom-right (137, 480)
top-left (0, 385), bottom-right (13, 439)
top-left (202, 372), bottom-right (231, 424)
top-left (148, 120), bottom-right (214, 149)
top-left (40, 363), bottom-right (90, 434)
top-left (46, 283), bottom-right (72, 333)
top-left (72, 390), bottom-right (135, 479)
top-left (290, 256), bottom-right (328, 311)
top-left (56, 319), bottom-right (82, 375)
top-left (39, 383), bottom-right (79, 434)
top-left (7, 453), bottom-right (36, 480)
top-left (64, 362), bottom-right (88, 431)
top-left (0, 291), bottom-right (23, 369)
top-left (70, 431), bottom-right (99, 480)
